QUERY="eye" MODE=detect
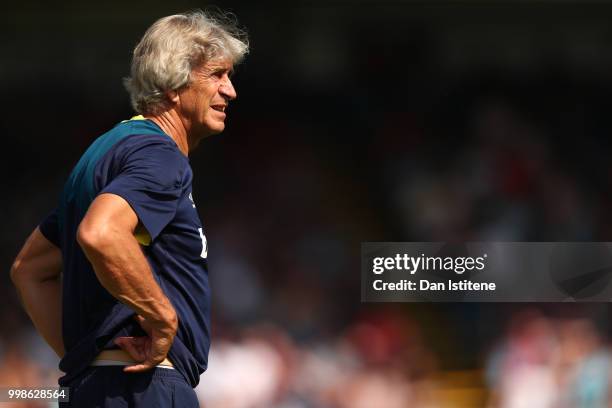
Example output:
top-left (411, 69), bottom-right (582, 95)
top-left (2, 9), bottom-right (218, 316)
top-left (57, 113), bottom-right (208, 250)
top-left (211, 68), bottom-right (234, 80)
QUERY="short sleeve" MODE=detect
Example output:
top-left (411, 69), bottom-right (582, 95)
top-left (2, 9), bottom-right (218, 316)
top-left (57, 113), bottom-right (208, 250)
top-left (100, 140), bottom-right (185, 241)
top-left (39, 209), bottom-right (60, 247)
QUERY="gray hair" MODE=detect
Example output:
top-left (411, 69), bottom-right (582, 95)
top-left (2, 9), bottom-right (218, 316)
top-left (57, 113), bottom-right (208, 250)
top-left (124, 10), bottom-right (249, 115)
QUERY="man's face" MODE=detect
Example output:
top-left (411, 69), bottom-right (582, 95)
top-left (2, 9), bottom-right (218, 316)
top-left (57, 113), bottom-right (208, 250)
top-left (176, 57), bottom-right (237, 141)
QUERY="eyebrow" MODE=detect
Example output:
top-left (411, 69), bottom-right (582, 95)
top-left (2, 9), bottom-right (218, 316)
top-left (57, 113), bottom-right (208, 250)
top-left (207, 64), bottom-right (232, 72)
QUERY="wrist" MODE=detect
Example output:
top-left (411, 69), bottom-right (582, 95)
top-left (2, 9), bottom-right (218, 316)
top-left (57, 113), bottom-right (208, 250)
top-left (148, 307), bottom-right (178, 335)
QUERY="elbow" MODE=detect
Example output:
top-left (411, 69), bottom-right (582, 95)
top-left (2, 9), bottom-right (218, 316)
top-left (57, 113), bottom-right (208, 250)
top-left (10, 228), bottom-right (62, 287)
top-left (10, 254), bottom-right (35, 288)
top-left (77, 220), bottom-right (104, 255)
top-left (77, 219), bottom-right (122, 257)
top-left (10, 259), bottom-right (23, 286)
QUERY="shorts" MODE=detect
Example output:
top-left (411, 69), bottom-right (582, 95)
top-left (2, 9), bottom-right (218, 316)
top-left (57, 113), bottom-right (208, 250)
top-left (59, 366), bottom-right (199, 408)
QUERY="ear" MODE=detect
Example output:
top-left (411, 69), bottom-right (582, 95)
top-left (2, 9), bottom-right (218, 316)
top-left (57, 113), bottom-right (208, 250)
top-left (166, 90), bottom-right (180, 105)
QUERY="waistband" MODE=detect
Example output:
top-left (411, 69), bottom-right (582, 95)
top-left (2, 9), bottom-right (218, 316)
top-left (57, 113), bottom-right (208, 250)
top-left (92, 349), bottom-right (174, 369)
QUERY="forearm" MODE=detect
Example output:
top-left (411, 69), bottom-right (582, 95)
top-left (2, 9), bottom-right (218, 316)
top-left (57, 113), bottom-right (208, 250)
top-left (13, 276), bottom-right (64, 357)
top-left (79, 228), bottom-right (177, 333)
top-left (11, 227), bottom-right (64, 357)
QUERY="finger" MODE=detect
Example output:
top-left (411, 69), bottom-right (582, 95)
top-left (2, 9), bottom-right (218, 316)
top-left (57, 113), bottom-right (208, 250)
top-left (115, 336), bottom-right (147, 347)
top-left (114, 336), bottom-right (147, 350)
top-left (123, 362), bottom-right (155, 373)
top-left (114, 337), bottom-right (147, 361)
top-left (115, 339), bottom-right (144, 362)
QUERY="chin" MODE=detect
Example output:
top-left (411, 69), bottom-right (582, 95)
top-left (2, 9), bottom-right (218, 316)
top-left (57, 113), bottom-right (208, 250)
top-left (209, 123), bottom-right (226, 135)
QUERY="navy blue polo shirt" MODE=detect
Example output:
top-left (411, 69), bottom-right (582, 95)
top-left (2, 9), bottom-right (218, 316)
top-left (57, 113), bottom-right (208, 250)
top-left (39, 117), bottom-right (210, 388)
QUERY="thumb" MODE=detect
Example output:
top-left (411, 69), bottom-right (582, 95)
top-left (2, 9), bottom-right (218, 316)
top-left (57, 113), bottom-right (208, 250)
top-left (133, 314), bottom-right (146, 325)
top-left (133, 314), bottom-right (151, 332)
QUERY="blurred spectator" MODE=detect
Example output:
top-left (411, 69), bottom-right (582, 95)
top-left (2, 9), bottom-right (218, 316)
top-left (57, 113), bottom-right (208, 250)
top-left (486, 309), bottom-right (558, 408)
top-left (556, 318), bottom-right (612, 408)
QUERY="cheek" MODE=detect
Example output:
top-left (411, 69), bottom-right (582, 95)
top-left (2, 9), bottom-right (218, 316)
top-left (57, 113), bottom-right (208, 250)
top-left (198, 95), bottom-right (212, 111)
top-left (179, 93), bottom-right (199, 116)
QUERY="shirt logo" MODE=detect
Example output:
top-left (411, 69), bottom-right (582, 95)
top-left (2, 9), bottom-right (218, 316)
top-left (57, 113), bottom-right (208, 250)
top-left (190, 191), bottom-right (207, 258)
top-left (198, 228), bottom-right (208, 259)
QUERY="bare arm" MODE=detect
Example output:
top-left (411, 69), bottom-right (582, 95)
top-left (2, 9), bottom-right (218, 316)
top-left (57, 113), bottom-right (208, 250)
top-left (11, 227), bottom-right (64, 357)
top-left (77, 193), bottom-right (178, 372)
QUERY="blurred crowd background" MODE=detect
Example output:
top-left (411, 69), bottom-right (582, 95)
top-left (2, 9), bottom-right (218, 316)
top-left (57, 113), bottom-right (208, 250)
top-left (4, 1), bottom-right (612, 407)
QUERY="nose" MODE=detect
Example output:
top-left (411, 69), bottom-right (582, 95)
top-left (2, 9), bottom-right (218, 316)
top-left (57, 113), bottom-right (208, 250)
top-left (219, 76), bottom-right (237, 101)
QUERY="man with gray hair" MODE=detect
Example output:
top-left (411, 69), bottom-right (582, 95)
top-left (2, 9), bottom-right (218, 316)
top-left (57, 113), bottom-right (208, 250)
top-left (10, 10), bottom-right (248, 407)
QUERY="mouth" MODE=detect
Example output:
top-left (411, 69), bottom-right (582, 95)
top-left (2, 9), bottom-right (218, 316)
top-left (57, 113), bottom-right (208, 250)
top-left (211, 105), bottom-right (226, 113)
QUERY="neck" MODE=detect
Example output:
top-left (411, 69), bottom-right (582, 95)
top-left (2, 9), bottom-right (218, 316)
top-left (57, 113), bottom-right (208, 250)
top-left (145, 111), bottom-right (190, 156)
